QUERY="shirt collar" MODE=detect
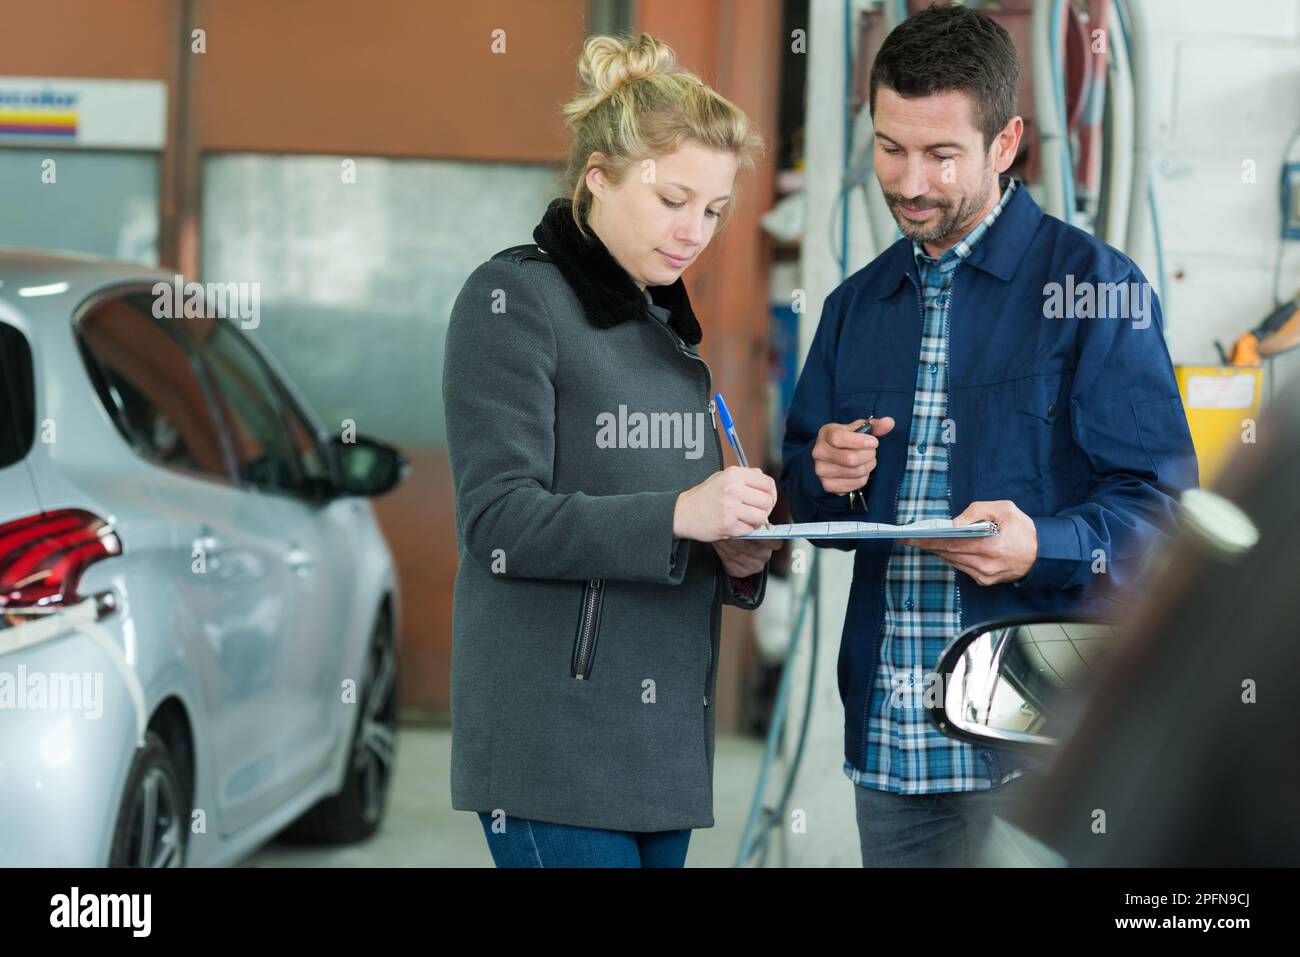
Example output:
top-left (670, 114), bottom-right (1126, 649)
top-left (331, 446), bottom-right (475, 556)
top-left (875, 176), bottom-right (1045, 299)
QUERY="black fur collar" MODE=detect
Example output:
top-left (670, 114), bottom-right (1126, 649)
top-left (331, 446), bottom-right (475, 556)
top-left (532, 198), bottom-right (702, 346)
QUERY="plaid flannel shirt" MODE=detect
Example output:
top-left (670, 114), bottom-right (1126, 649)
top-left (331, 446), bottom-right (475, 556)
top-left (845, 177), bottom-right (1029, 794)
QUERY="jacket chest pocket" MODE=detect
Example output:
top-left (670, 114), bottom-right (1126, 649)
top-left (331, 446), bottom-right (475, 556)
top-left (571, 578), bottom-right (605, 679)
top-left (834, 389), bottom-right (879, 425)
top-left (979, 373), bottom-right (1077, 509)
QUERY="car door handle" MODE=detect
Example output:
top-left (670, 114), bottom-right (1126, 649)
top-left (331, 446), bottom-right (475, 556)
top-left (192, 531), bottom-right (223, 573)
top-left (283, 545), bottom-right (313, 577)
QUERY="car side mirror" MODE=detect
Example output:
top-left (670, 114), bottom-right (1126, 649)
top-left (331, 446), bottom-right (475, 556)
top-left (329, 434), bottom-right (409, 498)
top-left (926, 615), bottom-right (1121, 751)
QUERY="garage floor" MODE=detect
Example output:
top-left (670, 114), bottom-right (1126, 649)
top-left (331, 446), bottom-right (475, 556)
top-left (244, 719), bottom-right (766, 867)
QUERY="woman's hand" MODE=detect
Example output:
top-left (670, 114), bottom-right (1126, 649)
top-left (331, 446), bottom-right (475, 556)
top-left (711, 537), bottom-right (783, 577)
top-left (673, 466), bottom-right (776, 541)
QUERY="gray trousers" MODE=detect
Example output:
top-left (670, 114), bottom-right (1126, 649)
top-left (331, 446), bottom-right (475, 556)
top-left (853, 773), bottom-right (1037, 867)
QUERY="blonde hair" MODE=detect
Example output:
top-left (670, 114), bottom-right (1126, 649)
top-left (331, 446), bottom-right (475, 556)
top-left (560, 33), bottom-right (764, 238)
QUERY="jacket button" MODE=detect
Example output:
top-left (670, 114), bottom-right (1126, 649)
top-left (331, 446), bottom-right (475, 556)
top-left (1047, 403), bottom-right (1056, 416)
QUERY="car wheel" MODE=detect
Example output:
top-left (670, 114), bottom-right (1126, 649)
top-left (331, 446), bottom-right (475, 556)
top-left (108, 730), bottom-right (189, 867)
top-left (283, 605), bottom-right (398, 844)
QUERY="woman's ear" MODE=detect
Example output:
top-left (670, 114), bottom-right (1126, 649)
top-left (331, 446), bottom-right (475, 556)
top-left (584, 151), bottom-right (609, 197)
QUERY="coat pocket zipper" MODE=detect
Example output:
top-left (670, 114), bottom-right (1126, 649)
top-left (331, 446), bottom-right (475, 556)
top-left (571, 578), bottom-right (605, 679)
top-left (650, 320), bottom-right (721, 710)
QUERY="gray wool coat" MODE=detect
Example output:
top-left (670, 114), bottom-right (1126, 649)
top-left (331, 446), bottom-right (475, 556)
top-left (443, 236), bottom-right (767, 833)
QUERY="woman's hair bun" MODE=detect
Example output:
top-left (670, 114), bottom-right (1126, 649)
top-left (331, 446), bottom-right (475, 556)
top-left (560, 31), bottom-right (761, 238)
top-left (577, 33), bottom-right (679, 98)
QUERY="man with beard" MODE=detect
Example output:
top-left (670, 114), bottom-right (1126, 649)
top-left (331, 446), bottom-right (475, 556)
top-left (780, 3), bottom-right (1197, 867)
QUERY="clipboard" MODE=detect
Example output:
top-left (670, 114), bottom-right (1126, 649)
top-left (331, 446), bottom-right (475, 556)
top-left (736, 518), bottom-right (999, 541)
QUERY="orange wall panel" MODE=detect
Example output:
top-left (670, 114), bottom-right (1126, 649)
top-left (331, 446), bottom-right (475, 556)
top-left (0, 0), bottom-right (174, 79)
top-left (190, 0), bottom-right (588, 161)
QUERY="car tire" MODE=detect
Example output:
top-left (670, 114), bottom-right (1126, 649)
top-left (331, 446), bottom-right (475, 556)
top-left (108, 730), bottom-right (190, 867)
top-left (282, 605), bottom-right (398, 844)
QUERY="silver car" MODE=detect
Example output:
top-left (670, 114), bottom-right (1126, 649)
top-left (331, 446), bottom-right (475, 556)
top-left (0, 250), bottom-right (406, 866)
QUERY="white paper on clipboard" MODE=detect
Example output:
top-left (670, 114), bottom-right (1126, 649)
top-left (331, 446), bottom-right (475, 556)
top-left (737, 518), bottom-right (999, 541)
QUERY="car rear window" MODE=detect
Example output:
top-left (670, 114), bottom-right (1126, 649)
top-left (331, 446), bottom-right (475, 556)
top-left (76, 292), bottom-right (232, 481)
top-left (0, 321), bottom-right (36, 467)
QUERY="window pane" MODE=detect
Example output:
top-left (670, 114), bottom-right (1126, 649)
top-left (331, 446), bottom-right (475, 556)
top-left (201, 153), bottom-right (554, 450)
top-left (186, 317), bottom-right (307, 495)
top-left (0, 322), bottom-right (36, 468)
top-left (0, 148), bottom-right (159, 265)
top-left (279, 395), bottom-right (329, 484)
top-left (77, 297), bottom-right (228, 478)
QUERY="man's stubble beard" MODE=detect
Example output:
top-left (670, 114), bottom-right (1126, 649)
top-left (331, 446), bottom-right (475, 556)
top-left (885, 170), bottom-right (995, 246)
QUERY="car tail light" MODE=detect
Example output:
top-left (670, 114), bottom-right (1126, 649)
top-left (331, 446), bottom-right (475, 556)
top-left (0, 508), bottom-right (122, 617)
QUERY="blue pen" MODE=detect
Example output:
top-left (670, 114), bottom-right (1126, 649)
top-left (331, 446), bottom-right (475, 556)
top-left (713, 392), bottom-right (749, 468)
top-left (714, 391), bottom-right (772, 531)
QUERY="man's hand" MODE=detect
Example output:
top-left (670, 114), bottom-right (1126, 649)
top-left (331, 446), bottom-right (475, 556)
top-left (898, 500), bottom-right (1038, 586)
top-left (711, 537), bottom-right (784, 578)
top-left (812, 416), bottom-right (897, 494)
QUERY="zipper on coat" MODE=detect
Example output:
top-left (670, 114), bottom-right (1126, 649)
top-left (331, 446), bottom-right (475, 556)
top-left (861, 271), bottom-right (930, 766)
top-left (704, 588), bottom-right (714, 708)
top-left (864, 274), bottom-right (923, 753)
top-left (649, 319), bottom-right (723, 709)
top-left (571, 578), bottom-right (605, 679)
top-left (943, 269), bottom-right (965, 632)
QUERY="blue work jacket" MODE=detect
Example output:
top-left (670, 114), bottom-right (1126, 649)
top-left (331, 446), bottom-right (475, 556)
top-left (780, 182), bottom-right (1199, 772)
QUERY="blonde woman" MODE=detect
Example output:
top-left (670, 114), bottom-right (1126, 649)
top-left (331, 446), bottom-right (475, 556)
top-left (443, 33), bottom-right (780, 867)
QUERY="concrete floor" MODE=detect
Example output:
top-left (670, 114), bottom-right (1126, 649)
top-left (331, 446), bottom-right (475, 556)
top-left (244, 719), bottom-right (769, 867)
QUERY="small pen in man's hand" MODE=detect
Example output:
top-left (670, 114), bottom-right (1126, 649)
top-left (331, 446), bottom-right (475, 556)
top-left (845, 417), bottom-right (873, 512)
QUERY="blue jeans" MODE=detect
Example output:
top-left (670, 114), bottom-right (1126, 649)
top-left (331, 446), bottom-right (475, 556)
top-left (478, 813), bottom-right (692, 867)
top-left (853, 772), bottom-right (1037, 867)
